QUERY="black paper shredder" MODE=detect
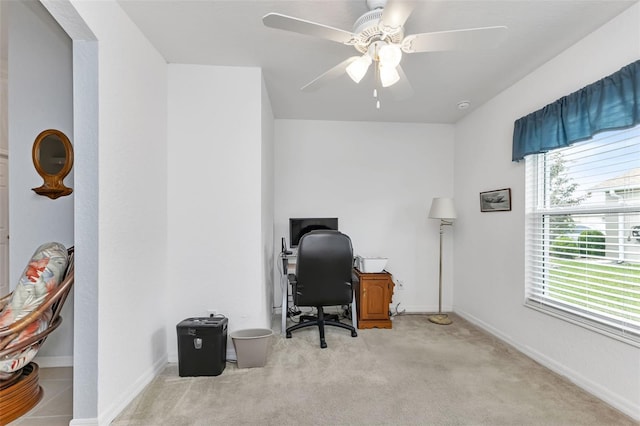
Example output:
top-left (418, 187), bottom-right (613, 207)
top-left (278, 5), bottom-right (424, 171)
top-left (176, 316), bottom-right (228, 377)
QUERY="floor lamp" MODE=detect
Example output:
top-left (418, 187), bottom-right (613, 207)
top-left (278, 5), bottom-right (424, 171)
top-left (428, 197), bottom-right (457, 325)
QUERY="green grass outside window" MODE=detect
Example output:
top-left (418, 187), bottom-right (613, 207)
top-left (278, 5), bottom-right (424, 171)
top-left (548, 259), bottom-right (640, 320)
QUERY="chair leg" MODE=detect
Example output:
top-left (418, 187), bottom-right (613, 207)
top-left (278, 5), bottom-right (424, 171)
top-left (285, 318), bottom-right (318, 338)
top-left (325, 319), bottom-right (358, 337)
top-left (325, 313), bottom-right (339, 321)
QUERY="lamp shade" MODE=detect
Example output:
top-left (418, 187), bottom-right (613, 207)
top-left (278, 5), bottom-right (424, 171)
top-left (378, 44), bottom-right (402, 68)
top-left (346, 54), bottom-right (372, 84)
top-left (429, 197), bottom-right (457, 220)
top-left (379, 64), bottom-right (400, 88)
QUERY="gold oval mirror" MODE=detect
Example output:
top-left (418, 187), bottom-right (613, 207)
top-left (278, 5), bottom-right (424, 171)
top-left (32, 129), bottom-right (73, 199)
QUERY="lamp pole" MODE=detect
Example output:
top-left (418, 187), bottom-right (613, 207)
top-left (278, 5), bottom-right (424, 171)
top-left (438, 220), bottom-right (444, 314)
top-left (429, 219), bottom-right (453, 325)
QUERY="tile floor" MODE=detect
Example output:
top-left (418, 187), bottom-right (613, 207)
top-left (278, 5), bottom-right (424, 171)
top-left (8, 367), bottom-right (73, 425)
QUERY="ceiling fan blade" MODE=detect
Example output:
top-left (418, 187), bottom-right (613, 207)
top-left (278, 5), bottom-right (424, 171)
top-left (301, 57), bottom-right (359, 92)
top-left (263, 13), bottom-right (357, 44)
top-left (403, 26), bottom-right (508, 53)
top-left (388, 65), bottom-right (413, 100)
top-left (380, 0), bottom-right (415, 32)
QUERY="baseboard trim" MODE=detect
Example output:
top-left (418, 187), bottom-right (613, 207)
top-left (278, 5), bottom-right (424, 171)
top-left (33, 355), bottom-right (73, 368)
top-left (455, 309), bottom-right (640, 421)
top-left (226, 346), bottom-right (237, 362)
top-left (168, 348), bottom-right (237, 363)
top-left (69, 418), bottom-right (98, 426)
top-left (98, 354), bottom-right (168, 425)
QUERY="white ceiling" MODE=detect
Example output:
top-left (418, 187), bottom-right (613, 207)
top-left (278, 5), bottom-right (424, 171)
top-left (118, 0), bottom-right (637, 124)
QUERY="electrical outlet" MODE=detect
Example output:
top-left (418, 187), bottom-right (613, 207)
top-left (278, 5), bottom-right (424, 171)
top-left (396, 279), bottom-right (404, 290)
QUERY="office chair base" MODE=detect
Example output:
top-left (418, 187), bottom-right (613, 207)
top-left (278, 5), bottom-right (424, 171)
top-left (285, 307), bottom-right (357, 348)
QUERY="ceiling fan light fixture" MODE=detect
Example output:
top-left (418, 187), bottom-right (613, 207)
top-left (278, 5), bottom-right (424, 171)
top-left (346, 54), bottom-right (373, 83)
top-left (379, 64), bottom-right (400, 88)
top-left (378, 43), bottom-right (402, 68)
top-left (262, 3), bottom-right (507, 104)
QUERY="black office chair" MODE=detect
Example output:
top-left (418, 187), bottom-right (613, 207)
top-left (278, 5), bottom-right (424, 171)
top-left (286, 230), bottom-right (358, 348)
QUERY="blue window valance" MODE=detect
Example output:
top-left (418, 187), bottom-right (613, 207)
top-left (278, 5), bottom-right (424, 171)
top-left (512, 60), bottom-right (640, 162)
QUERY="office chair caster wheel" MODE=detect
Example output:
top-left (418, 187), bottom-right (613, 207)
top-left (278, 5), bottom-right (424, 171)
top-left (320, 339), bottom-right (327, 349)
top-left (286, 332), bottom-right (292, 338)
top-left (351, 330), bottom-right (357, 337)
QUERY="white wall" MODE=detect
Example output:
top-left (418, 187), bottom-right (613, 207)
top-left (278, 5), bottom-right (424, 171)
top-left (71, 38), bottom-right (100, 425)
top-left (166, 64), bottom-right (271, 362)
top-left (0, 1), bottom-right (8, 298)
top-left (261, 77), bottom-right (275, 325)
top-left (8, 0), bottom-right (74, 364)
top-left (454, 4), bottom-right (640, 420)
top-left (274, 120), bottom-right (455, 313)
top-left (66, 1), bottom-right (169, 424)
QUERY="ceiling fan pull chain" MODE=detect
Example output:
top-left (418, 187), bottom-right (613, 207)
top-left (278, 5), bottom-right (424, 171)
top-left (374, 59), bottom-right (382, 109)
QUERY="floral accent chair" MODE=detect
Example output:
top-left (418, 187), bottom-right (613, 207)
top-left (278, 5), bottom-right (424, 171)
top-left (0, 242), bottom-right (74, 424)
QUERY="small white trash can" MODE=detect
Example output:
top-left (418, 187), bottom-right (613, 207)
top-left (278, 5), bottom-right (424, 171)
top-left (230, 328), bottom-right (273, 368)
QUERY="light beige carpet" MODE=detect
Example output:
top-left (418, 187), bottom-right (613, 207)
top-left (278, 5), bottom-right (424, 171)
top-left (112, 314), bottom-right (635, 425)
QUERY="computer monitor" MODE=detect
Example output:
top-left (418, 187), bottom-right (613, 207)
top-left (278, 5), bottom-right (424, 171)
top-left (289, 217), bottom-right (338, 248)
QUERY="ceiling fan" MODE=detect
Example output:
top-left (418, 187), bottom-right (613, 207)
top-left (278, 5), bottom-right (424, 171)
top-left (263, 0), bottom-right (508, 106)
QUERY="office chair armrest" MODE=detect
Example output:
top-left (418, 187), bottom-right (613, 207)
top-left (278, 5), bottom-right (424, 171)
top-left (288, 273), bottom-right (303, 293)
top-left (350, 271), bottom-right (359, 293)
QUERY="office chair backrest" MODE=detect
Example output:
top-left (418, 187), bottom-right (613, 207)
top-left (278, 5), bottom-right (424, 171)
top-left (295, 230), bottom-right (353, 306)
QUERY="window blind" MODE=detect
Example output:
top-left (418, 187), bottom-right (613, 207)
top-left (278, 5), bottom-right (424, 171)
top-left (525, 125), bottom-right (640, 343)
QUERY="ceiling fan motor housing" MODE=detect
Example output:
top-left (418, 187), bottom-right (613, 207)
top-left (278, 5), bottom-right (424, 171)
top-left (366, 0), bottom-right (388, 10)
top-left (353, 8), bottom-right (404, 54)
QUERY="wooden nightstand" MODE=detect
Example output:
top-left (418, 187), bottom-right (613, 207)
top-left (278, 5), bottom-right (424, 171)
top-left (354, 269), bottom-right (394, 329)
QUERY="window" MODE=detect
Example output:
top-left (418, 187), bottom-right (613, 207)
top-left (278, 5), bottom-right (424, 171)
top-left (525, 125), bottom-right (640, 344)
